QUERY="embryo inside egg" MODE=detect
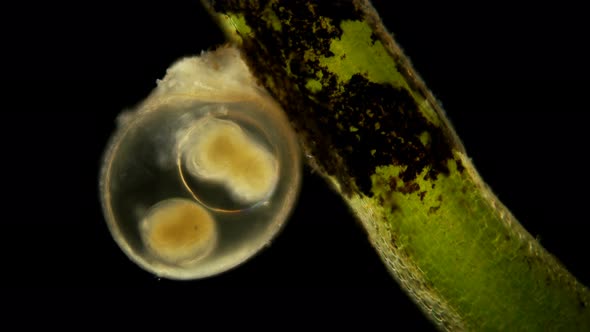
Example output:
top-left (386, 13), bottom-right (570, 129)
top-left (178, 115), bottom-right (279, 210)
top-left (100, 47), bottom-right (301, 280)
top-left (140, 198), bottom-right (217, 265)
top-left (101, 98), bottom-right (300, 280)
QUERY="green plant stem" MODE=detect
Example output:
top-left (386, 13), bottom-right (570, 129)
top-left (201, 1), bottom-right (590, 330)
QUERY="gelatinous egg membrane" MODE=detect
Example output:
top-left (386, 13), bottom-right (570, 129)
top-left (101, 47), bottom-right (301, 280)
top-left (101, 97), bottom-right (300, 280)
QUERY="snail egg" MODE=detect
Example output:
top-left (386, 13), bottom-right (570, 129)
top-left (99, 46), bottom-right (301, 280)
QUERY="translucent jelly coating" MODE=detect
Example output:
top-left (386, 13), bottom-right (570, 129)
top-left (141, 199), bottom-right (216, 264)
top-left (183, 117), bottom-right (278, 203)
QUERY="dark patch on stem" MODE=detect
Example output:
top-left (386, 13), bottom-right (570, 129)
top-left (418, 191), bottom-right (426, 201)
top-left (209, 0), bottom-right (463, 197)
top-left (429, 206), bottom-right (441, 214)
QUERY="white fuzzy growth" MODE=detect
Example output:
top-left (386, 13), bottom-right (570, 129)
top-left (154, 46), bottom-right (262, 102)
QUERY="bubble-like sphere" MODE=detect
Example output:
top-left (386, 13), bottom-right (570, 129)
top-left (100, 46), bottom-right (301, 279)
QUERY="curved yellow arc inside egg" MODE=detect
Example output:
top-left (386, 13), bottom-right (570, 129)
top-left (183, 117), bottom-right (278, 203)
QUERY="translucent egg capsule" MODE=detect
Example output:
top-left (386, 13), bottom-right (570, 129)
top-left (100, 46), bottom-right (301, 279)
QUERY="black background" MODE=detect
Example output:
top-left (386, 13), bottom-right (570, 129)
top-left (3, 0), bottom-right (589, 329)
